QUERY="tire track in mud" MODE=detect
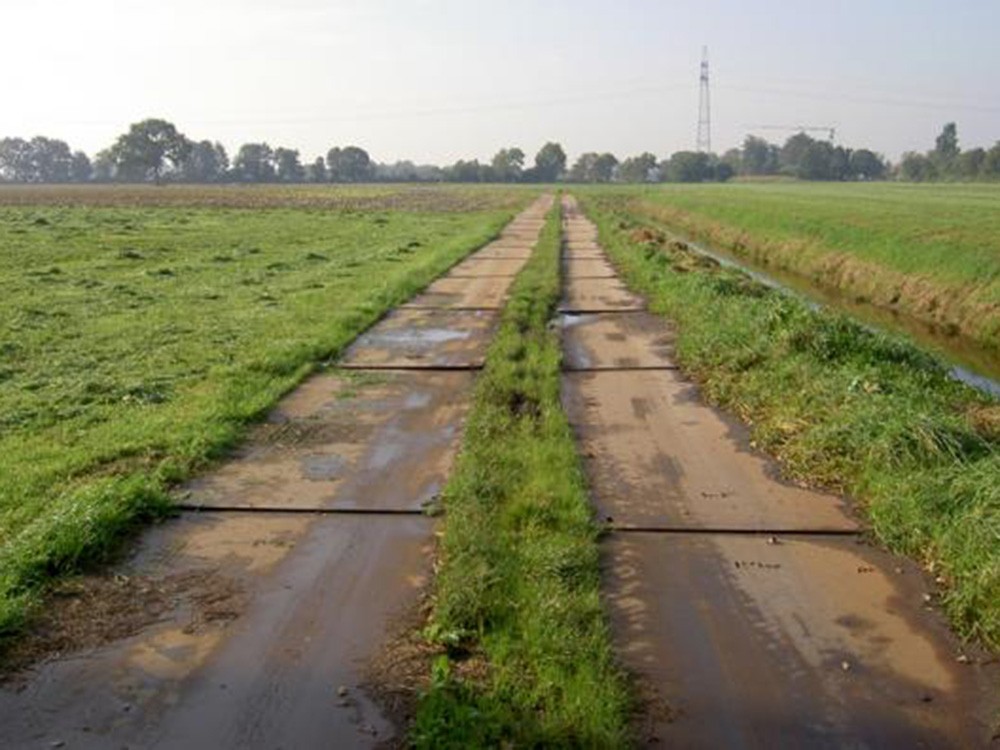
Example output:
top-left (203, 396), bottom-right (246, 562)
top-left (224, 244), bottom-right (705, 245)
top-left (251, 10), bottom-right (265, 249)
top-left (0, 195), bottom-right (553, 749)
top-left (559, 195), bottom-right (999, 748)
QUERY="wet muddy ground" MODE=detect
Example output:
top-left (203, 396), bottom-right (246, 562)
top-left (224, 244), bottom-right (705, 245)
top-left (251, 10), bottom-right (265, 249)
top-left (559, 195), bottom-right (1000, 748)
top-left (0, 196), bottom-right (554, 749)
top-left (340, 309), bottom-right (496, 369)
top-left (182, 370), bottom-right (473, 512)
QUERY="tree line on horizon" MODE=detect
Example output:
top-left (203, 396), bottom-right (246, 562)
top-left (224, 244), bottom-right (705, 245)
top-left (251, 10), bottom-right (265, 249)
top-left (1, 118), bottom-right (998, 185)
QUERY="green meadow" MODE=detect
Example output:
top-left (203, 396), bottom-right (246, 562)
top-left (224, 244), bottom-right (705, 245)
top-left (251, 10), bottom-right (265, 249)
top-left (593, 182), bottom-right (1000, 352)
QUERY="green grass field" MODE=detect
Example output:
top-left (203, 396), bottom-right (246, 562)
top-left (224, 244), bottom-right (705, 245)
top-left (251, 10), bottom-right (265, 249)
top-left (0, 184), bottom-right (531, 634)
top-left (580, 192), bottom-right (1000, 647)
top-left (591, 182), bottom-right (1000, 352)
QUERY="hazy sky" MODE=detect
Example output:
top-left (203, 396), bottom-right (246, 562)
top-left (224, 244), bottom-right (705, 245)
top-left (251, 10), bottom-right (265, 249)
top-left (3, 0), bottom-right (999, 164)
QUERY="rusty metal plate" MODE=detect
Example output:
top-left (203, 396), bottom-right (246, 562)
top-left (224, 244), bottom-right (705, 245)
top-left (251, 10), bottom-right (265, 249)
top-left (559, 277), bottom-right (645, 312)
top-left (471, 245), bottom-right (535, 260)
top-left (563, 369), bottom-right (859, 531)
top-left (448, 257), bottom-right (528, 277)
top-left (562, 247), bottom-right (607, 260)
top-left (563, 257), bottom-right (617, 278)
top-left (604, 532), bottom-right (999, 747)
top-left (403, 274), bottom-right (513, 309)
top-left (561, 312), bottom-right (675, 370)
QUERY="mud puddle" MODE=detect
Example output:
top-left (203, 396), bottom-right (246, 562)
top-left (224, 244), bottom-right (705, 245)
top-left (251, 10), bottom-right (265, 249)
top-left (341, 308), bottom-right (497, 368)
top-left (184, 370), bottom-right (472, 511)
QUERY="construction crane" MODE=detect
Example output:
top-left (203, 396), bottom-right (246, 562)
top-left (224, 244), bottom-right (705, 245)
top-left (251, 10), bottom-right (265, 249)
top-left (748, 125), bottom-right (837, 142)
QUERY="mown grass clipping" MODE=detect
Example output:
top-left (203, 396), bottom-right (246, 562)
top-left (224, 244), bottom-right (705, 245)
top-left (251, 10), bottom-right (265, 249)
top-left (580, 192), bottom-right (1000, 649)
top-left (0, 185), bottom-right (528, 640)
top-left (412, 197), bottom-right (629, 747)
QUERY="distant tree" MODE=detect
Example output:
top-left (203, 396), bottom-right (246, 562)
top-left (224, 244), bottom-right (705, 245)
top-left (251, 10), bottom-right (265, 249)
top-left (233, 142), bottom-right (275, 182)
top-left (593, 153), bottom-right (618, 182)
top-left (796, 141), bottom-right (835, 180)
top-left (982, 142), bottom-right (1000, 180)
top-left (27, 137), bottom-right (73, 182)
top-left (477, 163), bottom-right (497, 182)
top-left (665, 151), bottom-right (711, 182)
top-left (327, 146), bottom-right (373, 182)
top-left (830, 146), bottom-right (851, 180)
top-left (741, 135), bottom-right (779, 175)
top-left (0, 136), bottom-right (76, 182)
top-left (443, 159), bottom-right (483, 182)
top-left (274, 147), bottom-right (305, 182)
top-left (779, 132), bottom-right (816, 176)
top-left (957, 148), bottom-right (986, 180)
top-left (0, 137), bottom-right (32, 181)
top-left (899, 152), bottom-right (937, 182)
top-left (491, 147), bottom-right (525, 182)
top-left (719, 147), bottom-right (742, 175)
top-left (181, 140), bottom-right (229, 182)
top-left (617, 152), bottom-right (658, 183)
top-left (373, 161), bottom-right (417, 181)
top-left (932, 122), bottom-right (960, 175)
top-left (69, 151), bottom-right (92, 182)
top-left (848, 149), bottom-right (886, 180)
top-left (532, 141), bottom-right (567, 182)
top-left (714, 161), bottom-right (736, 182)
top-left (307, 156), bottom-right (328, 183)
top-left (413, 163), bottom-right (444, 181)
top-left (92, 149), bottom-right (115, 182)
top-left (567, 152), bottom-right (617, 183)
top-left (568, 153), bottom-right (598, 182)
top-left (376, 161), bottom-right (442, 182)
top-left (108, 118), bottom-right (191, 182)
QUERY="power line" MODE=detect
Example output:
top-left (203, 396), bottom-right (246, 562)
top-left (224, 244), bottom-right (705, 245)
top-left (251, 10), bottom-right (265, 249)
top-left (717, 83), bottom-right (1000, 114)
top-left (16, 77), bottom-right (1000, 132)
top-left (32, 82), bottom-right (693, 129)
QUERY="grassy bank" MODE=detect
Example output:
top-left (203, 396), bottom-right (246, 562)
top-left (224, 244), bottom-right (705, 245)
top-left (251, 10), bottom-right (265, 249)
top-left (0, 185), bottom-right (529, 636)
top-left (413, 199), bottom-right (629, 746)
top-left (579, 192), bottom-right (1000, 647)
top-left (591, 183), bottom-right (1000, 353)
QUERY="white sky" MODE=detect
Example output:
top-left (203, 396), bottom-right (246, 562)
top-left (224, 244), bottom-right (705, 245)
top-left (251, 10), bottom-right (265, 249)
top-left (2, 0), bottom-right (999, 163)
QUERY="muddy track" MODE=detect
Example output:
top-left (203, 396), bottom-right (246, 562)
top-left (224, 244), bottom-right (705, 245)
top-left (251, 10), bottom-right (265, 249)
top-left (559, 195), bottom-right (999, 748)
top-left (0, 195), bottom-right (553, 749)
